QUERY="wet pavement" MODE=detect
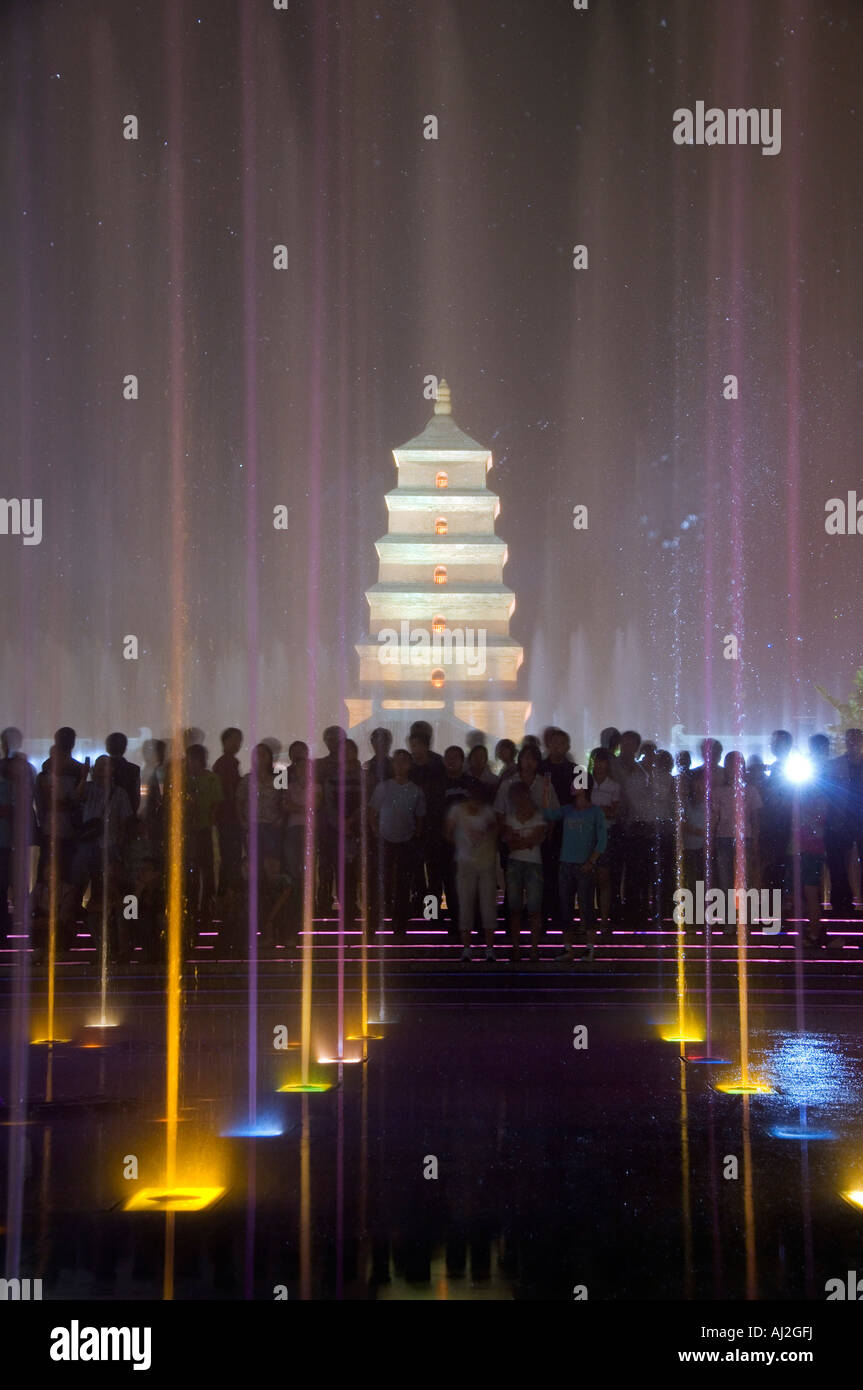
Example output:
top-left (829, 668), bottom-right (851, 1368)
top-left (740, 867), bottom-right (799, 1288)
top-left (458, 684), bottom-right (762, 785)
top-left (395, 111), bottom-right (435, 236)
top-left (2, 923), bottom-right (863, 1300)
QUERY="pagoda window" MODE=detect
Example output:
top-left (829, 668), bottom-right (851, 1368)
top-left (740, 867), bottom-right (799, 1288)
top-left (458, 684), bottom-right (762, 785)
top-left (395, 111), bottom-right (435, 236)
top-left (435, 471), bottom-right (448, 489)
top-left (434, 518), bottom-right (448, 535)
top-left (433, 566), bottom-right (447, 586)
top-left (432, 615), bottom-right (446, 634)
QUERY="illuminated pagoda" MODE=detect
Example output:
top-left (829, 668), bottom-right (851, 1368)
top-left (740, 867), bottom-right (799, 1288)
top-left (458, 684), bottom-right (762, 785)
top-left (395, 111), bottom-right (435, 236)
top-left (345, 381), bottom-right (531, 746)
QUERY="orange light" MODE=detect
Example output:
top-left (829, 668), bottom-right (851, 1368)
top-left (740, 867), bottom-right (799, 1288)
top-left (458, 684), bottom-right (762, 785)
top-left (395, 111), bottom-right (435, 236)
top-left (432, 616), bottom-right (445, 634)
top-left (715, 1081), bottom-right (774, 1095)
top-left (430, 669), bottom-right (445, 689)
top-left (433, 566), bottom-right (447, 586)
top-left (125, 1186), bottom-right (225, 1213)
top-left (435, 471), bottom-right (448, 489)
top-left (435, 518), bottom-right (447, 535)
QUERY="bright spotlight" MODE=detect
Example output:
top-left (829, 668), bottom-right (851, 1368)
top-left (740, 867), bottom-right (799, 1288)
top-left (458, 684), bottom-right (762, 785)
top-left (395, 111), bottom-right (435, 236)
top-left (785, 751), bottom-right (813, 785)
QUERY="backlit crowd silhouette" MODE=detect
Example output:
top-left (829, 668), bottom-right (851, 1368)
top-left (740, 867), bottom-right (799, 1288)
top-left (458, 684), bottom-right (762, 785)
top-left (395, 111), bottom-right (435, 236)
top-left (1, 720), bottom-right (861, 963)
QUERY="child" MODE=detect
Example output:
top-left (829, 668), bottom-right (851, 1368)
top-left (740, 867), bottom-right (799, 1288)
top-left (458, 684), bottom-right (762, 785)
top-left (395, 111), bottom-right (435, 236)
top-left (446, 783), bottom-right (499, 961)
top-left (502, 780), bottom-right (547, 960)
top-left (543, 777), bottom-right (607, 961)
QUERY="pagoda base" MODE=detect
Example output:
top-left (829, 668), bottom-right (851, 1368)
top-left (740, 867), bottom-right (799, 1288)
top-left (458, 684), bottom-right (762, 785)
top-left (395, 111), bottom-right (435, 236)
top-left (344, 695), bottom-right (531, 751)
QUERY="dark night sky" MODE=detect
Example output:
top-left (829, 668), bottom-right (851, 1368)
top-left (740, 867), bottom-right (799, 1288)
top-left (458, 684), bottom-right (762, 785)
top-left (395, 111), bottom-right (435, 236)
top-left (1, 0), bottom-right (861, 759)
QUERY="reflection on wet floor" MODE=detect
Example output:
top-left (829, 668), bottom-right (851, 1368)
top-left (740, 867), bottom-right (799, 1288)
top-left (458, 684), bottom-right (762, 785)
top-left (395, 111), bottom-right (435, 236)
top-left (2, 926), bottom-right (863, 1299)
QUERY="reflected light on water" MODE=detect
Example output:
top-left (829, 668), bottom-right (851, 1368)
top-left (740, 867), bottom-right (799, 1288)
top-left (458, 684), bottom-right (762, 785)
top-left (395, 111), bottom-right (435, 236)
top-left (758, 1032), bottom-right (860, 1110)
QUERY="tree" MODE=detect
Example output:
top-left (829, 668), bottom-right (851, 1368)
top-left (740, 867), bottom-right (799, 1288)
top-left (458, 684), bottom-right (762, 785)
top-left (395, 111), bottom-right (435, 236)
top-left (816, 668), bottom-right (863, 745)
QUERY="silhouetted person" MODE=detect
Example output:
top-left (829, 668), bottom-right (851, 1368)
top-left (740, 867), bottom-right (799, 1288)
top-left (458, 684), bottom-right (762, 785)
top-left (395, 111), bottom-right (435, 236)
top-left (495, 738), bottom-right (518, 783)
top-left (69, 755), bottom-right (133, 962)
top-left (683, 767), bottom-right (713, 898)
top-left (501, 778), bottom-right (547, 960)
top-left (184, 744), bottom-right (222, 923)
top-left (42, 726), bottom-right (84, 780)
top-left (142, 739), bottom-right (167, 860)
top-left (285, 741), bottom-right (319, 934)
top-left (105, 732), bottom-right (141, 814)
top-left (0, 730), bottom-right (34, 940)
top-left (441, 745), bottom-right (470, 936)
top-left (465, 744), bottom-right (497, 803)
top-left (314, 726), bottom-right (346, 916)
top-left (239, 742), bottom-right (290, 949)
top-left (674, 749), bottom-right (692, 802)
top-left (35, 744), bottom-right (82, 949)
top-left (363, 727), bottom-right (394, 786)
top-left (1, 730), bottom-right (37, 938)
top-left (327, 738), bottom-right (364, 923)
top-left (809, 733), bottom-right (830, 768)
top-left (612, 731), bottom-right (651, 927)
top-left (445, 780), bottom-right (499, 961)
top-left (408, 726), bottom-right (447, 916)
top-left (761, 730), bottom-right (794, 896)
top-left (539, 729), bottom-right (574, 926)
top-left (714, 752), bottom-right (762, 915)
top-left (590, 748), bottom-right (622, 925)
top-left (369, 749), bottom-right (425, 937)
top-left (696, 740), bottom-right (722, 899)
top-left (650, 748), bottom-right (676, 920)
top-left (213, 728), bottom-right (243, 904)
top-left (363, 728), bottom-right (393, 924)
top-left (825, 728), bottom-right (863, 922)
top-left (543, 775), bottom-right (607, 961)
top-left (600, 726), bottom-right (621, 756)
top-left (787, 777), bottom-right (830, 948)
top-left (409, 721), bottom-right (445, 770)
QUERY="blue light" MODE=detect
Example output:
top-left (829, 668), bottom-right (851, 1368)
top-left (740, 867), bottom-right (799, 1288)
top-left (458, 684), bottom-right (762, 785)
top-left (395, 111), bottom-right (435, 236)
top-left (770, 1125), bottom-right (837, 1141)
top-left (222, 1120), bottom-right (284, 1138)
top-left (759, 1032), bottom-right (858, 1110)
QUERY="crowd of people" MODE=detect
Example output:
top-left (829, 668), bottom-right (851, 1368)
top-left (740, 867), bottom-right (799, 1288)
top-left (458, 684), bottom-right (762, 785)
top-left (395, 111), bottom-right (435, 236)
top-left (0, 719), bottom-right (861, 964)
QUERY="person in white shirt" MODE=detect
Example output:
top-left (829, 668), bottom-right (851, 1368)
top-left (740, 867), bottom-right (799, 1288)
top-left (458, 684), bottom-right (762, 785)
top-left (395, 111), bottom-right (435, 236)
top-left (446, 785), bottom-right (499, 962)
top-left (494, 744), bottom-right (558, 949)
top-left (493, 744), bottom-right (559, 816)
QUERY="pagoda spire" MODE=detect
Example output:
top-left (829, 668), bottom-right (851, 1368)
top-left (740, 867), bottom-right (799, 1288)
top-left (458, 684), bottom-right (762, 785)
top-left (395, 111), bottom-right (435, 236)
top-left (434, 379), bottom-right (452, 416)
